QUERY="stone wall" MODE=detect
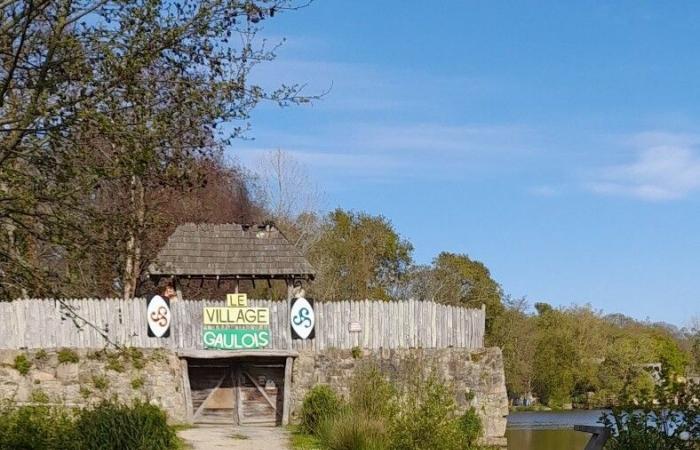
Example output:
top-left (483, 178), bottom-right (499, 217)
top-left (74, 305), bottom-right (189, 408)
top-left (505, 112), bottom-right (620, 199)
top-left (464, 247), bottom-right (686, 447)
top-left (0, 348), bottom-right (188, 422)
top-left (290, 347), bottom-right (509, 447)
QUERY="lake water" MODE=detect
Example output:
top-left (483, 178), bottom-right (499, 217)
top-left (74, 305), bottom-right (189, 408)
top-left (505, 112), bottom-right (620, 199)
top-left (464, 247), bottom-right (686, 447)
top-left (506, 410), bottom-right (608, 450)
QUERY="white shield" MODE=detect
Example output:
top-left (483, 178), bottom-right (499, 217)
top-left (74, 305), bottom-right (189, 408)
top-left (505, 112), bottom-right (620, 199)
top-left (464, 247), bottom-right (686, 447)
top-left (290, 297), bottom-right (315, 339)
top-left (147, 295), bottom-right (171, 338)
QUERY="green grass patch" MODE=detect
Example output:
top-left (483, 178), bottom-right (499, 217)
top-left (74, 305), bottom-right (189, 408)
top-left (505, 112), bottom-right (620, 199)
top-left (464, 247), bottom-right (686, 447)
top-left (288, 426), bottom-right (322, 450)
top-left (13, 354), bottom-right (31, 375)
top-left (57, 348), bottom-right (80, 364)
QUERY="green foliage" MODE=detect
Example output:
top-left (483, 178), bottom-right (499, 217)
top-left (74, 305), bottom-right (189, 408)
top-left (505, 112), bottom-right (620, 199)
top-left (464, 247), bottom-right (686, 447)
top-left (299, 385), bottom-right (343, 435)
top-left (318, 411), bottom-right (390, 450)
top-left (601, 378), bottom-right (700, 450)
top-left (457, 408), bottom-right (483, 447)
top-left (92, 375), bottom-right (109, 391)
top-left (299, 369), bottom-right (483, 450)
top-left (391, 375), bottom-right (469, 450)
top-left (131, 377), bottom-right (145, 390)
top-left (29, 389), bottom-right (50, 404)
top-left (308, 209), bottom-right (413, 301)
top-left (349, 365), bottom-right (397, 421)
top-left (14, 354), bottom-right (31, 375)
top-left (34, 350), bottom-right (48, 362)
top-left (74, 400), bottom-right (177, 450)
top-left (0, 402), bottom-right (78, 450)
top-left (57, 348), bottom-right (80, 364)
top-left (351, 346), bottom-right (363, 359)
top-left (105, 353), bottom-right (125, 373)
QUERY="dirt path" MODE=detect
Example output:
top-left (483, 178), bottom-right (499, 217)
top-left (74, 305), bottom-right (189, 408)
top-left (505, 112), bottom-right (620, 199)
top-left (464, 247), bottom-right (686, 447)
top-left (178, 424), bottom-right (290, 450)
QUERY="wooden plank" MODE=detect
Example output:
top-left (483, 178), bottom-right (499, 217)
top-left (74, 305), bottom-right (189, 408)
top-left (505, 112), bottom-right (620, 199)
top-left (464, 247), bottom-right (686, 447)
top-left (282, 356), bottom-right (293, 425)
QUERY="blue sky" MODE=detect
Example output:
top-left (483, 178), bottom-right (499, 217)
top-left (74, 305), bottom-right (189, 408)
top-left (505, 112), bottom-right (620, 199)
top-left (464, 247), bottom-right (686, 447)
top-left (231, 1), bottom-right (700, 326)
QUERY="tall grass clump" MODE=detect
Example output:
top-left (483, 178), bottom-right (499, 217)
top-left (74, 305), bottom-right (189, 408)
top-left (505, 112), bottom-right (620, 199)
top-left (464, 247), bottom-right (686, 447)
top-left (0, 400), bottom-right (180, 450)
top-left (0, 402), bottom-right (77, 450)
top-left (299, 384), bottom-right (343, 435)
top-left (300, 365), bottom-right (484, 450)
top-left (75, 400), bottom-right (177, 450)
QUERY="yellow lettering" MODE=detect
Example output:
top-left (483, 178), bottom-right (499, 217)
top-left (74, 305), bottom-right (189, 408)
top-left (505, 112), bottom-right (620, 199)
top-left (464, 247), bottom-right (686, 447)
top-left (226, 293), bottom-right (248, 307)
top-left (203, 307), bottom-right (270, 325)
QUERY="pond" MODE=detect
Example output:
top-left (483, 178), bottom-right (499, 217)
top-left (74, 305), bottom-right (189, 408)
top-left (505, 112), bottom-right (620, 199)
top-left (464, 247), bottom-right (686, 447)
top-left (506, 410), bottom-right (608, 450)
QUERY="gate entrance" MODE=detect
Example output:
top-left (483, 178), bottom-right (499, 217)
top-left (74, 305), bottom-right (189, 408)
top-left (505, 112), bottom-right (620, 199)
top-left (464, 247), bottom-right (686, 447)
top-left (187, 357), bottom-right (285, 426)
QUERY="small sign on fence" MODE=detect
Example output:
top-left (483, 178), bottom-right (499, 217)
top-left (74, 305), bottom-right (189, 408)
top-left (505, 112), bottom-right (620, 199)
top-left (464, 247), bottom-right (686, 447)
top-left (348, 321), bottom-right (362, 333)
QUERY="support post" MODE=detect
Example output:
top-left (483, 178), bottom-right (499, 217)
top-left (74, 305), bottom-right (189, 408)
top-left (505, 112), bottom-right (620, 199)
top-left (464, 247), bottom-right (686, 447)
top-left (282, 356), bottom-right (293, 426)
top-left (180, 358), bottom-right (193, 423)
top-left (575, 425), bottom-right (611, 450)
top-left (173, 276), bottom-right (184, 302)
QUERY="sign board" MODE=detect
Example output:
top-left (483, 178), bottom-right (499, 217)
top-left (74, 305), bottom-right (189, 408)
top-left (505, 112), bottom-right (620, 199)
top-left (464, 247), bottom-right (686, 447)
top-left (204, 307), bottom-right (269, 325)
top-left (348, 321), bottom-right (362, 333)
top-left (203, 329), bottom-right (270, 350)
top-left (290, 297), bottom-right (315, 340)
top-left (147, 295), bottom-right (171, 338)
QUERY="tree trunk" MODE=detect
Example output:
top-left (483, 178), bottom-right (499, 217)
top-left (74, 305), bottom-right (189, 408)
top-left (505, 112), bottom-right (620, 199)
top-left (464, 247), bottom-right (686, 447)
top-left (123, 175), bottom-right (145, 299)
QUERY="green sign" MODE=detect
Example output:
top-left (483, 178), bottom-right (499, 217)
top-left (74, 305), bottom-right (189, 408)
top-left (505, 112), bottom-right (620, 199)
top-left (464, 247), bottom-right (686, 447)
top-left (202, 328), bottom-right (270, 350)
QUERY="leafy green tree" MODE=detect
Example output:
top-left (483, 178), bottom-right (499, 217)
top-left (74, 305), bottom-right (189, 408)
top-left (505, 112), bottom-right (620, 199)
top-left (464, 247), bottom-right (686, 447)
top-left (308, 209), bottom-right (413, 301)
top-left (490, 297), bottom-right (536, 398)
top-left (1, 0), bottom-right (310, 298)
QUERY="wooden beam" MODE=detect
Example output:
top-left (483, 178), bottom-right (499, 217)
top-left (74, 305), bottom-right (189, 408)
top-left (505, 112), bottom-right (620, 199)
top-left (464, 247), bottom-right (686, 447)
top-left (282, 356), bottom-right (293, 426)
top-left (180, 359), bottom-right (194, 423)
top-left (192, 373), bottom-right (227, 421)
top-left (575, 425), bottom-right (611, 450)
top-left (243, 370), bottom-right (276, 409)
top-left (177, 349), bottom-right (299, 359)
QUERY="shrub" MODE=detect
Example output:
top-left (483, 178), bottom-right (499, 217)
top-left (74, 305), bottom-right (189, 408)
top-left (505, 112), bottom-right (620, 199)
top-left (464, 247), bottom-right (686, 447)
top-left (457, 408), bottom-right (482, 447)
top-left (74, 400), bottom-right (177, 450)
top-left (391, 375), bottom-right (465, 450)
top-left (14, 354), bottom-right (31, 375)
top-left (0, 403), bottom-right (78, 449)
top-left (318, 411), bottom-right (390, 450)
top-left (351, 346), bottom-right (363, 359)
top-left (349, 365), bottom-right (397, 421)
top-left (601, 377), bottom-right (699, 450)
top-left (57, 348), bottom-right (80, 364)
top-left (299, 385), bottom-right (343, 435)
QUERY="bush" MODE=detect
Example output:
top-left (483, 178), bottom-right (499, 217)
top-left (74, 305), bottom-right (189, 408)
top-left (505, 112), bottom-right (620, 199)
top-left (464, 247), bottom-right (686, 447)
top-left (14, 354), bottom-right (31, 375)
top-left (0, 402), bottom-right (78, 450)
top-left (601, 377), bottom-right (699, 450)
top-left (74, 400), bottom-right (177, 450)
top-left (391, 375), bottom-right (466, 450)
top-left (0, 400), bottom-right (179, 450)
top-left (318, 411), bottom-right (390, 450)
top-left (299, 385), bottom-right (343, 435)
top-left (57, 348), bottom-right (80, 364)
top-left (457, 408), bottom-right (482, 447)
top-left (349, 365), bottom-right (396, 421)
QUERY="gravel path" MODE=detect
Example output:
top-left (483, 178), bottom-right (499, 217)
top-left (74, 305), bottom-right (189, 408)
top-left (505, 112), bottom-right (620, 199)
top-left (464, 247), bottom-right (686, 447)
top-left (178, 424), bottom-right (290, 450)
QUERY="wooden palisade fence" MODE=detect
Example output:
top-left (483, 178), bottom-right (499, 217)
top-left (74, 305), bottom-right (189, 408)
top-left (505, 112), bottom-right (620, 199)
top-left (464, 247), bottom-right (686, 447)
top-left (0, 299), bottom-right (485, 351)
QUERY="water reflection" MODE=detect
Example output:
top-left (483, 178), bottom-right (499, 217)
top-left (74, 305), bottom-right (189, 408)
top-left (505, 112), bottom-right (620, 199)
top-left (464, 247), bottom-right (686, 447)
top-left (506, 429), bottom-right (591, 450)
top-left (506, 410), bottom-right (607, 450)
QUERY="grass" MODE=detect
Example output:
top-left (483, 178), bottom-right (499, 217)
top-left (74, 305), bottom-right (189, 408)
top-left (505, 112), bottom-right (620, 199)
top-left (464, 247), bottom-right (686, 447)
top-left (57, 348), bottom-right (80, 364)
top-left (288, 425), bottom-right (322, 450)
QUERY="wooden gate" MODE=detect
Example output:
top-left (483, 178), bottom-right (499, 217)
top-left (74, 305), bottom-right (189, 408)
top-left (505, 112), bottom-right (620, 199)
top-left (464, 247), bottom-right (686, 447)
top-left (188, 358), bottom-right (285, 426)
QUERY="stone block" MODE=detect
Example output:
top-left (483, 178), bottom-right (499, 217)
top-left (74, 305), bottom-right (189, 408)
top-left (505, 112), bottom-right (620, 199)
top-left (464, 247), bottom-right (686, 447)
top-left (56, 363), bottom-right (79, 384)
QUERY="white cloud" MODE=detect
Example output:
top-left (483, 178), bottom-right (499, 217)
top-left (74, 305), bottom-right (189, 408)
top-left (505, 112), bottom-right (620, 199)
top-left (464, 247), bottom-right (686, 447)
top-left (587, 134), bottom-right (700, 201)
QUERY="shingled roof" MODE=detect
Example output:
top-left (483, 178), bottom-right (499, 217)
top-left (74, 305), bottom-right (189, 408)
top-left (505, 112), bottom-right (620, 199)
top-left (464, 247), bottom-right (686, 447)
top-left (149, 223), bottom-right (315, 279)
